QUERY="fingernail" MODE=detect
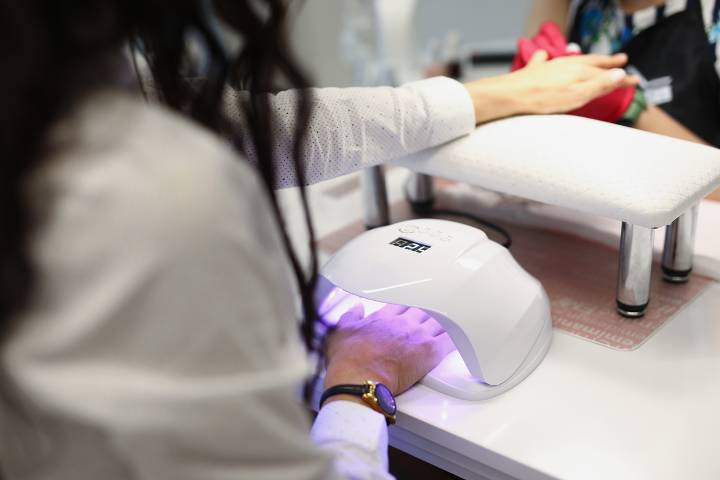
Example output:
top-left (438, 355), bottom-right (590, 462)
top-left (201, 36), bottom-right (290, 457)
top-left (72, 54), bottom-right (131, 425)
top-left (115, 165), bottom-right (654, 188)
top-left (566, 43), bottom-right (581, 53)
top-left (610, 68), bottom-right (626, 82)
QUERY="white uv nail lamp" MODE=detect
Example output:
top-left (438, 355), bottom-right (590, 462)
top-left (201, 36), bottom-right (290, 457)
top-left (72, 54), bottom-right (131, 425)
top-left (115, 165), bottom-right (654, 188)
top-left (316, 219), bottom-right (552, 400)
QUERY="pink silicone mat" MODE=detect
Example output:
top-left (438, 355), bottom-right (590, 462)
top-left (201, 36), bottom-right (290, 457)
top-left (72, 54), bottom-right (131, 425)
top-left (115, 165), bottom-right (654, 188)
top-left (318, 201), bottom-right (715, 351)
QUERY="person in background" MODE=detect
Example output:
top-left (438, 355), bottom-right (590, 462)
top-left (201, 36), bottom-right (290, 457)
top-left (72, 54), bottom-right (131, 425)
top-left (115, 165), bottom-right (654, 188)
top-left (527, 0), bottom-right (720, 149)
top-left (0, 1), bottom-right (636, 479)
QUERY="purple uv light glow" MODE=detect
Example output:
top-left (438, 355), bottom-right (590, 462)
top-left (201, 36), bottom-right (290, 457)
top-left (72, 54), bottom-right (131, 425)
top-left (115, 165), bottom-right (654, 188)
top-left (318, 287), bottom-right (389, 326)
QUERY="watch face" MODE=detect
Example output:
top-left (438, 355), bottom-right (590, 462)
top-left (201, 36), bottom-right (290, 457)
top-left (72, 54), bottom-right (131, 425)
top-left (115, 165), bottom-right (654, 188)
top-left (374, 383), bottom-right (397, 415)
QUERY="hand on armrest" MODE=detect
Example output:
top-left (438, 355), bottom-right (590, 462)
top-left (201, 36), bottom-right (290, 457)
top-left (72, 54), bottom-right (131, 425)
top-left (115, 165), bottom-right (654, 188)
top-left (464, 51), bottom-right (637, 124)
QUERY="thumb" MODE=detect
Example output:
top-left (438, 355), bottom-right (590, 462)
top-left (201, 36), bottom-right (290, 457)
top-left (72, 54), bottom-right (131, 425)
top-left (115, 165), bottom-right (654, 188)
top-left (518, 37), bottom-right (538, 63)
top-left (534, 35), bottom-right (554, 57)
top-left (338, 303), bottom-right (365, 325)
top-left (527, 49), bottom-right (549, 67)
top-left (432, 333), bottom-right (457, 361)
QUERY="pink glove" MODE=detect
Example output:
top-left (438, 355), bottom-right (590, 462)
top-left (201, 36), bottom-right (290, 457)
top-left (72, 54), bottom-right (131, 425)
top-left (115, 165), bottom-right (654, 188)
top-left (510, 37), bottom-right (538, 71)
top-left (511, 22), bottom-right (635, 123)
top-left (511, 22), bottom-right (574, 69)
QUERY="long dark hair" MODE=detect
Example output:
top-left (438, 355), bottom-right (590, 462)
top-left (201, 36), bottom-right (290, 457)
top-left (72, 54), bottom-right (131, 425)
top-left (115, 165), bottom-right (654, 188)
top-left (0, 0), bottom-right (319, 378)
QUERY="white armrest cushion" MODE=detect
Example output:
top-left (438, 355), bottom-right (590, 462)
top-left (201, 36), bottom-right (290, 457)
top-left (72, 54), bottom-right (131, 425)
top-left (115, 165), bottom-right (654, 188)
top-left (393, 115), bottom-right (720, 227)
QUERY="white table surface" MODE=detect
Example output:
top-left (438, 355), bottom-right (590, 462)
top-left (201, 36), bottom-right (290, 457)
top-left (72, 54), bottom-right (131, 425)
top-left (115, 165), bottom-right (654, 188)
top-left (392, 283), bottom-right (720, 480)
top-left (387, 200), bottom-right (720, 480)
top-left (285, 170), bottom-right (720, 480)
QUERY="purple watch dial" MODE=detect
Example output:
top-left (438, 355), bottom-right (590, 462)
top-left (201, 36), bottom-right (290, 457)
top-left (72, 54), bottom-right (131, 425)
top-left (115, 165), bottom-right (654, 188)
top-left (374, 383), bottom-right (397, 415)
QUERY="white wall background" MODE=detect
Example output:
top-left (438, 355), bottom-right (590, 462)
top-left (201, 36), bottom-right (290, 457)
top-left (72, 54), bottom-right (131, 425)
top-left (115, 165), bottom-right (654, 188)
top-left (290, 0), bottom-right (533, 87)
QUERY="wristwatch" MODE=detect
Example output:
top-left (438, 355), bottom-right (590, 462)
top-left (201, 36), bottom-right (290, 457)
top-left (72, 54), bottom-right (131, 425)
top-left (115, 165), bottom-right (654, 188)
top-left (320, 380), bottom-right (397, 425)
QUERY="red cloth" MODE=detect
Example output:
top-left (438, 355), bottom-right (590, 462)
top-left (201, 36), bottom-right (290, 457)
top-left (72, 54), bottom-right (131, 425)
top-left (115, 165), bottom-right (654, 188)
top-left (511, 22), bottom-right (635, 123)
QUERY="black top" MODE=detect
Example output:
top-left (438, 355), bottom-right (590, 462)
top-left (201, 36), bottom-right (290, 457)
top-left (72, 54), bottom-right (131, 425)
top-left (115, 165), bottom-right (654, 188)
top-left (570, 0), bottom-right (720, 147)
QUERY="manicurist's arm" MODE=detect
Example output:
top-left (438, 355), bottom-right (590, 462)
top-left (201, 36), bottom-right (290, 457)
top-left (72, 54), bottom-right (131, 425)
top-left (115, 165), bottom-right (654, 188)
top-left (634, 104), bottom-right (709, 145)
top-left (136, 47), bottom-right (635, 188)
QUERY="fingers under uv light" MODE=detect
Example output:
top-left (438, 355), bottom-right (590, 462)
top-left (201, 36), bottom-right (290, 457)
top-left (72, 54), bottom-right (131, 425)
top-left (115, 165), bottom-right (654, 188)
top-left (379, 304), bottom-right (410, 316)
top-left (338, 303), bottom-right (365, 324)
top-left (318, 289), bottom-right (352, 317)
top-left (433, 333), bottom-right (457, 357)
top-left (403, 308), bottom-right (431, 324)
top-left (422, 318), bottom-right (446, 337)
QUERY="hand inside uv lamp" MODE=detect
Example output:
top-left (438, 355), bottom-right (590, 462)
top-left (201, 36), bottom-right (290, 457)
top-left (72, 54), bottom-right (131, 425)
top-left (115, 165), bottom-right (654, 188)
top-left (324, 304), bottom-right (455, 397)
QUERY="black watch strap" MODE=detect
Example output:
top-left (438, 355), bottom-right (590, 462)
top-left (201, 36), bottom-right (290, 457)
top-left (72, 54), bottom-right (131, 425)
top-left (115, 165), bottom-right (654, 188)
top-left (320, 381), bottom-right (397, 425)
top-left (320, 384), bottom-right (368, 407)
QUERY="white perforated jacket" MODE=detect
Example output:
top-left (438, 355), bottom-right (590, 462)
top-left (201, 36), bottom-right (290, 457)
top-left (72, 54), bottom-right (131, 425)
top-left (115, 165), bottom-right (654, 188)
top-left (0, 77), bottom-right (474, 479)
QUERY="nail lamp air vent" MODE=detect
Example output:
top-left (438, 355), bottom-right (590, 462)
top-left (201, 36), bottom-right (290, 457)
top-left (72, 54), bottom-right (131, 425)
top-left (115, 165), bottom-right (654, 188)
top-left (316, 219), bottom-right (552, 400)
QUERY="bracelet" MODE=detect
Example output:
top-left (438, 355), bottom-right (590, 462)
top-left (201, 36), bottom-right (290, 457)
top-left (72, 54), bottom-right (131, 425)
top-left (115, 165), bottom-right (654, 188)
top-left (617, 88), bottom-right (648, 127)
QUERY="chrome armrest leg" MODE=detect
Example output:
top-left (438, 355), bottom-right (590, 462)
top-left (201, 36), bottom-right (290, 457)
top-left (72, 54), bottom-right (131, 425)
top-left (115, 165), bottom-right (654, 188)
top-left (404, 172), bottom-right (435, 213)
top-left (662, 205), bottom-right (699, 283)
top-left (616, 222), bottom-right (655, 318)
top-left (362, 166), bottom-right (390, 229)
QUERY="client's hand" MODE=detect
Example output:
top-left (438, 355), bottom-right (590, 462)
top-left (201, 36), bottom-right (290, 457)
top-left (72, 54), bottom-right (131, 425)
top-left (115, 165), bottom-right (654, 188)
top-left (465, 51), bottom-right (640, 124)
top-left (324, 304), bottom-right (455, 396)
top-left (510, 51), bottom-right (639, 116)
top-left (509, 21), bottom-right (638, 123)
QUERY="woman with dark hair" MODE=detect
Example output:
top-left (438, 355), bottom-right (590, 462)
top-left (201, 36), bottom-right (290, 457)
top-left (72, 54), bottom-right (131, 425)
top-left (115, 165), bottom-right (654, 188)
top-left (0, 1), bottom-right (636, 478)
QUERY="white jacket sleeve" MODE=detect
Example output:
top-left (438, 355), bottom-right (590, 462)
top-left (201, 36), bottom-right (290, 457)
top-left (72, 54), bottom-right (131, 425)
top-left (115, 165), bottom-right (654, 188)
top-left (312, 402), bottom-right (394, 480)
top-left (223, 77), bottom-right (476, 188)
top-left (4, 95), bottom-right (393, 480)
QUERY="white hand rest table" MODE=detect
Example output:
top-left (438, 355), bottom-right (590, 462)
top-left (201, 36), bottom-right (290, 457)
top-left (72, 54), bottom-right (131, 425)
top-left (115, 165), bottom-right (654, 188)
top-left (385, 199), bottom-right (720, 480)
top-left (372, 115), bottom-right (720, 316)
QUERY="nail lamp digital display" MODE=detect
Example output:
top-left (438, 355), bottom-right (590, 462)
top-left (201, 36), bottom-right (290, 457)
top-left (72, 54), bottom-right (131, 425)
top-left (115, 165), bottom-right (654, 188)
top-left (316, 219), bottom-right (553, 400)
